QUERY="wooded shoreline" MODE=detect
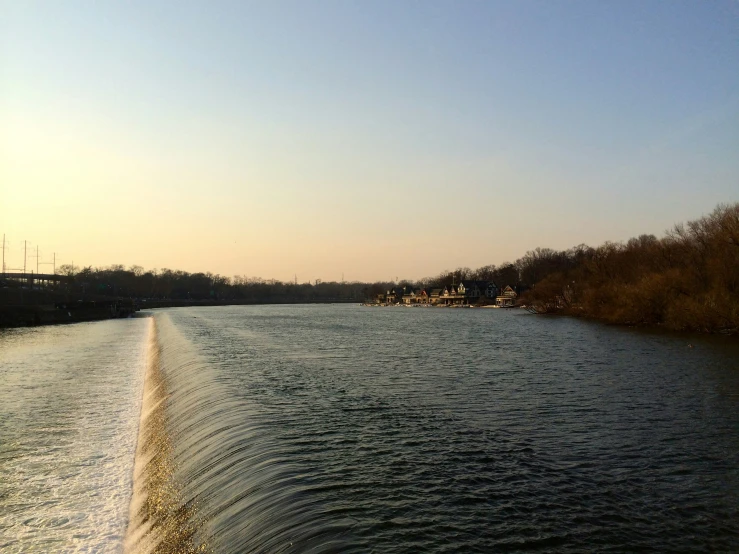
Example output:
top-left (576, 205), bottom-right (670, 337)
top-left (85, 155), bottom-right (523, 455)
top-left (519, 204), bottom-right (739, 334)
top-left (2, 203), bottom-right (736, 334)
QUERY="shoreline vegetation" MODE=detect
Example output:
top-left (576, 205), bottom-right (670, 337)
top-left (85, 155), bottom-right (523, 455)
top-left (365, 203), bottom-right (739, 335)
top-left (1, 203), bottom-right (737, 334)
top-left (522, 203), bottom-right (739, 335)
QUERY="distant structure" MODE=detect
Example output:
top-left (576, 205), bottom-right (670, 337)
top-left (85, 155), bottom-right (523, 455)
top-left (374, 281), bottom-right (506, 306)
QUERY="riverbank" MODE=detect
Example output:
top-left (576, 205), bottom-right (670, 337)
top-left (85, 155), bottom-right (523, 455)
top-left (528, 305), bottom-right (739, 336)
top-left (0, 300), bottom-right (139, 328)
top-left (0, 297), bottom-right (362, 329)
top-left (361, 302), bottom-right (523, 309)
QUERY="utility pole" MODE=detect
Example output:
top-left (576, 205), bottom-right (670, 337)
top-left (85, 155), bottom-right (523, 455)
top-left (39, 252), bottom-right (56, 275)
top-left (27, 246), bottom-right (42, 289)
top-left (1, 234), bottom-right (5, 274)
top-left (23, 240), bottom-right (27, 274)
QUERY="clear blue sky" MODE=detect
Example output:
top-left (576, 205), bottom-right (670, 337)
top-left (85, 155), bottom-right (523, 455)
top-left (2, 1), bottom-right (738, 281)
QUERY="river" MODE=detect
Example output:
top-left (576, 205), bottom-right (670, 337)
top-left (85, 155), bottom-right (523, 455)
top-left (1, 305), bottom-right (738, 552)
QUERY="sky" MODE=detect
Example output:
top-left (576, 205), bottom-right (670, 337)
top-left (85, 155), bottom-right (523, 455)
top-left (2, 1), bottom-right (738, 283)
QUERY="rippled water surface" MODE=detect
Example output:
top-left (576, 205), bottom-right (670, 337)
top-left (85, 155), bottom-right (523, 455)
top-left (0, 318), bottom-right (149, 553)
top-left (142, 305), bottom-right (739, 553)
top-left (2, 306), bottom-right (738, 552)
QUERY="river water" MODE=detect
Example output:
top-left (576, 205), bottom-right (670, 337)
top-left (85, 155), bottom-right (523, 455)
top-left (1, 305), bottom-right (738, 552)
top-left (0, 317), bottom-right (149, 552)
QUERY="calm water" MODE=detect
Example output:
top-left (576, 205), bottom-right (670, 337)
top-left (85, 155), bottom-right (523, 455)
top-left (2, 305), bottom-right (739, 552)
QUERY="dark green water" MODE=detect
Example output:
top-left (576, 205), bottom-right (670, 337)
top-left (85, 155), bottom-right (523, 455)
top-left (138, 305), bottom-right (739, 552)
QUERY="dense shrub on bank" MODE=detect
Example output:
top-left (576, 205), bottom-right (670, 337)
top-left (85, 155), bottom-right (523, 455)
top-left (521, 203), bottom-right (739, 333)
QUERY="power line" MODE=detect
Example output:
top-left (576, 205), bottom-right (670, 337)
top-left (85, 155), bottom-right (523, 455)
top-left (29, 244), bottom-right (41, 274)
top-left (39, 252), bottom-right (57, 275)
top-left (0, 235), bottom-right (59, 275)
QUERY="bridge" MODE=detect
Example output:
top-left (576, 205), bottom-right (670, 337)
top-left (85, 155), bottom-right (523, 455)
top-left (0, 272), bottom-right (73, 285)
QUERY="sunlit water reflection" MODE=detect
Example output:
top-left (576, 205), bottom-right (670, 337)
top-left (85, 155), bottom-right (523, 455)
top-left (0, 318), bottom-right (149, 553)
top-left (139, 306), bottom-right (739, 552)
top-left (2, 306), bottom-right (739, 552)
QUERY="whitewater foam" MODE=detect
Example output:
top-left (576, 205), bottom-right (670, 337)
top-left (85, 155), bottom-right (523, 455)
top-left (0, 318), bottom-right (149, 553)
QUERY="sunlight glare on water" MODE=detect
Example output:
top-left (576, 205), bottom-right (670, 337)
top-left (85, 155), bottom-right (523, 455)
top-left (1, 306), bottom-right (739, 553)
top-left (0, 318), bottom-right (150, 553)
top-left (140, 305), bottom-right (739, 553)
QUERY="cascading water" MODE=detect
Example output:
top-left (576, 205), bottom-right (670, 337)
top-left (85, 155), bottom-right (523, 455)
top-left (125, 317), bottom-right (210, 553)
top-left (125, 312), bottom-right (346, 553)
top-left (2, 305), bottom-right (739, 552)
top-left (0, 318), bottom-right (149, 553)
top-left (122, 305), bottom-right (739, 553)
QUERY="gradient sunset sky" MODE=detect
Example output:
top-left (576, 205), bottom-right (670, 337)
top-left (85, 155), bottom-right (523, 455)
top-left (2, 1), bottom-right (738, 282)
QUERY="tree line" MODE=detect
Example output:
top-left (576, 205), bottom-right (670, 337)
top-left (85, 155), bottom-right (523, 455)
top-left (520, 203), bottom-right (739, 333)
top-left (53, 266), bottom-right (370, 304)
top-left (37, 202), bottom-right (738, 332)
